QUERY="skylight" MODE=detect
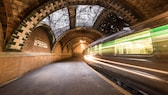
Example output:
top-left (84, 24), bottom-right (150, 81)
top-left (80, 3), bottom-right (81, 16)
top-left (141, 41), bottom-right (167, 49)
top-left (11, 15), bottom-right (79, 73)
top-left (41, 8), bottom-right (70, 38)
top-left (40, 5), bottom-right (104, 40)
top-left (76, 5), bottom-right (104, 27)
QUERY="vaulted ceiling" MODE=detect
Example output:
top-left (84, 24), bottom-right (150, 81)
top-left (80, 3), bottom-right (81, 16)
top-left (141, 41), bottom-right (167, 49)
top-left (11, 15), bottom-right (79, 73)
top-left (0, 0), bottom-right (167, 52)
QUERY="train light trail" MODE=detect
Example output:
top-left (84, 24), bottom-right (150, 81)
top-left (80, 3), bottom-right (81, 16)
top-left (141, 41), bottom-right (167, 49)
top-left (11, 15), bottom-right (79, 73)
top-left (92, 56), bottom-right (168, 75)
top-left (84, 55), bottom-right (168, 83)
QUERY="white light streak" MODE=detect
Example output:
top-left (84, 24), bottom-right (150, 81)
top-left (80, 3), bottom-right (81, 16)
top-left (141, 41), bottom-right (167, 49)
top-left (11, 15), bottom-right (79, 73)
top-left (84, 55), bottom-right (168, 83)
top-left (92, 56), bottom-right (168, 75)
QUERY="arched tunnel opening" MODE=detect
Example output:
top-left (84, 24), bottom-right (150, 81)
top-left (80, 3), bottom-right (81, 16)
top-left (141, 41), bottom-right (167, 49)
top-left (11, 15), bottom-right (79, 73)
top-left (59, 28), bottom-right (103, 56)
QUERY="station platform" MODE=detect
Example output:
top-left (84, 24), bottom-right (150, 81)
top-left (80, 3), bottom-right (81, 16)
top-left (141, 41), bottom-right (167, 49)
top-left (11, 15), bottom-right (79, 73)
top-left (0, 57), bottom-right (130, 95)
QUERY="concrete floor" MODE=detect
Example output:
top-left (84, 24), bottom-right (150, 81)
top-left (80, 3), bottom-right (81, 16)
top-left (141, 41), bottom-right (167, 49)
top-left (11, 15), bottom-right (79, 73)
top-left (0, 57), bottom-right (123, 95)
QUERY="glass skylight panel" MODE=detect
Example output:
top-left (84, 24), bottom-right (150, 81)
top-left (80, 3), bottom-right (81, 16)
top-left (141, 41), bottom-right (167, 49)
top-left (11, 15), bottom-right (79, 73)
top-left (76, 5), bottom-right (104, 27)
top-left (41, 16), bottom-right (50, 25)
top-left (41, 8), bottom-right (70, 38)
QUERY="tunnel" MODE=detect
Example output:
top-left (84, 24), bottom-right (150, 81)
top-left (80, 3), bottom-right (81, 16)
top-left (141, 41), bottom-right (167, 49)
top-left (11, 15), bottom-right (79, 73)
top-left (0, 0), bottom-right (168, 95)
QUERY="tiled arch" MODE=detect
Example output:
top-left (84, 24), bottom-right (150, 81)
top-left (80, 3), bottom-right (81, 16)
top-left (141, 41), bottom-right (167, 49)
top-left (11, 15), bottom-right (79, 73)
top-left (5, 0), bottom-right (138, 51)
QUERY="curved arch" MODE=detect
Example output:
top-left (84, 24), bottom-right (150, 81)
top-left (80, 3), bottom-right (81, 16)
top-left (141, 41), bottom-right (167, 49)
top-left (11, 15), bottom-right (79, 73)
top-left (53, 28), bottom-right (103, 46)
top-left (52, 42), bottom-right (62, 53)
top-left (62, 46), bottom-right (68, 53)
top-left (36, 24), bottom-right (56, 49)
top-left (63, 37), bottom-right (94, 49)
top-left (5, 0), bottom-right (138, 51)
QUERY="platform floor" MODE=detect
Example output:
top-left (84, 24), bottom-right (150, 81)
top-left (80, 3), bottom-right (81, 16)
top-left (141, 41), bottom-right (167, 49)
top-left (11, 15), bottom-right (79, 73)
top-left (0, 57), bottom-right (124, 95)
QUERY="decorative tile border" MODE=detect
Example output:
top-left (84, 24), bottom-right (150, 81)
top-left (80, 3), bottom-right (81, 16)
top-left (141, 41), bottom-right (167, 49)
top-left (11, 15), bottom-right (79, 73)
top-left (5, 0), bottom-right (138, 51)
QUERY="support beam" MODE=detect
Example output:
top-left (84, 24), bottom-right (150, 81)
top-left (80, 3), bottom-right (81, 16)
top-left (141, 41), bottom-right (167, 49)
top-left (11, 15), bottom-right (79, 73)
top-left (68, 6), bottom-right (76, 29)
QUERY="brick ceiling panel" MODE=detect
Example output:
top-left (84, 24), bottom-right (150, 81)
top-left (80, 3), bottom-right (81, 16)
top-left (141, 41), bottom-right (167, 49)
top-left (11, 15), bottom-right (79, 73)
top-left (124, 0), bottom-right (168, 19)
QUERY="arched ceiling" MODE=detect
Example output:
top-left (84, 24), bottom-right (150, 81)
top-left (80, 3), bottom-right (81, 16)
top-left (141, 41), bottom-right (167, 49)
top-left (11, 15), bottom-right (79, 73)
top-left (0, 0), bottom-right (167, 52)
top-left (59, 28), bottom-right (102, 49)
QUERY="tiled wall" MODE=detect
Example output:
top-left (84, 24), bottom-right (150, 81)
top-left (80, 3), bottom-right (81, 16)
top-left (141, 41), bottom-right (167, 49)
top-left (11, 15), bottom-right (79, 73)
top-left (22, 27), bottom-right (51, 52)
top-left (0, 26), bottom-right (72, 86)
top-left (0, 52), bottom-right (72, 86)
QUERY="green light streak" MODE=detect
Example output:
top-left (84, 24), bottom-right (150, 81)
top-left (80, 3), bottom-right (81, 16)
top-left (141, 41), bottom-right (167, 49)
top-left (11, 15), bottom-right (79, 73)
top-left (115, 30), bottom-right (151, 44)
top-left (151, 29), bottom-right (168, 38)
top-left (89, 24), bottom-right (168, 55)
top-left (150, 24), bottom-right (168, 33)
